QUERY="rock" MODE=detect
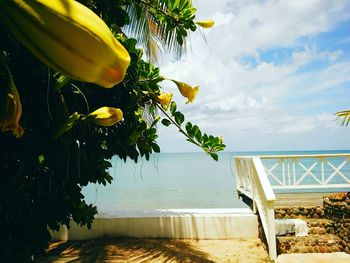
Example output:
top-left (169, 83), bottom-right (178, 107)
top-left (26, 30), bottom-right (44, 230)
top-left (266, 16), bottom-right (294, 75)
top-left (328, 193), bottom-right (347, 201)
top-left (341, 240), bottom-right (347, 248)
top-left (300, 210), bottom-right (309, 216)
top-left (315, 207), bottom-right (323, 215)
top-left (291, 207), bottom-right (299, 215)
top-left (276, 213), bottom-right (283, 219)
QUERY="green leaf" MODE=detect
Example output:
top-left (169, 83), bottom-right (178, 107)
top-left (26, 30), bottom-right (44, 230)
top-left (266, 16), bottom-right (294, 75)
top-left (54, 112), bottom-right (81, 139)
top-left (174, 112), bottom-right (185, 126)
top-left (161, 119), bottom-right (172, 126)
top-left (170, 101), bottom-right (177, 115)
top-left (209, 152), bottom-right (218, 161)
top-left (192, 125), bottom-right (202, 142)
top-left (54, 72), bottom-right (71, 90)
top-left (185, 122), bottom-right (193, 135)
top-left (151, 115), bottom-right (161, 128)
top-left (151, 143), bottom-right (161, 153)
top-left (38, 155), bottom-right (45, 164)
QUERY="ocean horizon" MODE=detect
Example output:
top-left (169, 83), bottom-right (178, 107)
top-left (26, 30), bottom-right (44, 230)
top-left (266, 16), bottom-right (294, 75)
top-left (83, 150), bottom-right (350, 215)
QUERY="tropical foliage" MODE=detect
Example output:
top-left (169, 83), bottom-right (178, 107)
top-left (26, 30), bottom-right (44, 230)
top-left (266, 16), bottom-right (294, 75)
top-left (335, 110), bottom-right (350, 127)
top-left (0, 0), bottom-right (224, 261)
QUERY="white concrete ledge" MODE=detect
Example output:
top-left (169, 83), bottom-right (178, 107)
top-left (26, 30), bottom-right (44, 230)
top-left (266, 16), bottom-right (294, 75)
top-left (96, 208), bottom-right (254, 218)
top-left (51, 208), bottom-right (257, 240)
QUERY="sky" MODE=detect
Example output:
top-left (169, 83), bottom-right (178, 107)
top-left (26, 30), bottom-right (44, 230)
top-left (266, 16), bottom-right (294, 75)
top-left (156, 0), bottom-right (350, 152)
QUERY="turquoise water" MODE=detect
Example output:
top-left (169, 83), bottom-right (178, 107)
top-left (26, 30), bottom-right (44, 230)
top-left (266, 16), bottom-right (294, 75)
top-left (83, 150), bottom-right (350, 214)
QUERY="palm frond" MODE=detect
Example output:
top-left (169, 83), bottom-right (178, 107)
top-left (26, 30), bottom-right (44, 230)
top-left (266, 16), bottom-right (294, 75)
top-left (335, 110), bottom-right (350, 126)
top-left (124, 0), bottom-right (195, 62)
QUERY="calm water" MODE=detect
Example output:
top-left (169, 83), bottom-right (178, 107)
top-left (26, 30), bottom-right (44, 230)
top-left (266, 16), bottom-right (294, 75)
top-left (83, 150), bottom-right (350, 215)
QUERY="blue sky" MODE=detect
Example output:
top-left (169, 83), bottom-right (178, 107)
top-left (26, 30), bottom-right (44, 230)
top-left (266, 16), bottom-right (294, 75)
top-left (157, 0), bottom-right (350, 152)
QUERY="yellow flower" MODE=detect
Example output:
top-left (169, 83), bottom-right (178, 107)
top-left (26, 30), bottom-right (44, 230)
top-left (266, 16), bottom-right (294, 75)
top-left (195, 20), bottom-right (215, 29)
top-left (172, 80), bottom-right (199, 104)
top-left (0, 60), bottom-right (24, 138)
top-left (155, 92), bottom-right (173, 110)
top-left (0, 0), bottom-right (130, 88)
top-left (89, 107), bottom-right (123, 126)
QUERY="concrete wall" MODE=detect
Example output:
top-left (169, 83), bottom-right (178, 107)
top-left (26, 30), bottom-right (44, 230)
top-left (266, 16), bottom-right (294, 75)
top-left (51, 208), bottom-right (258, 240)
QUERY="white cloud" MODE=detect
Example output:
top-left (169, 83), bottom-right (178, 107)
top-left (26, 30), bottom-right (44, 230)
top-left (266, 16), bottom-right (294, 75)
top-left (194, 0), bottom-right (349, 61)
top-left (157, 0), bottom-right (350, 152)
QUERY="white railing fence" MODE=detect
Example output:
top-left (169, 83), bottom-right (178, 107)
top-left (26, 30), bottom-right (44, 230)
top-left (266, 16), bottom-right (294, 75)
top-left (235, 157), bottom-right (277, 260)
top-left (235, 153), bottom-right (350, 261)
top-left (260, 154), bottom-right (350, 190)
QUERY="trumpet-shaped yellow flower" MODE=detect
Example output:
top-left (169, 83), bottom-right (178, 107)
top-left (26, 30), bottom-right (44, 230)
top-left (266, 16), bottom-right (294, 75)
top-left (172, 80), bottom-right (199, 104)
top-left (89, 107), bottom-right (123, 126)
top-left (0, 0), bottom-right (130, 88)
top-left (195, 20), bottom-right (215, 29)
top-left (155, 92), bottom-right (173, 110)
top-left (0, 60), bottom-right (24, 138)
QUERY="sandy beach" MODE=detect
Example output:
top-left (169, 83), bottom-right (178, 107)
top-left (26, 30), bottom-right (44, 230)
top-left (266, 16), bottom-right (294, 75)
top-left (37, 237), bottom-right (271, 262)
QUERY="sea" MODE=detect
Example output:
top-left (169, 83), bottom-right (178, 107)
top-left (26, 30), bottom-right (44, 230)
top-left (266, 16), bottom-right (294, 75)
top-left (82, 150), bottom-right (350, 215)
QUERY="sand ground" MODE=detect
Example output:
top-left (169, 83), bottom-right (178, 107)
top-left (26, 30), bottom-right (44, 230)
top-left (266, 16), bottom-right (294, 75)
top-left (37, 237), bottom-right (271, 263)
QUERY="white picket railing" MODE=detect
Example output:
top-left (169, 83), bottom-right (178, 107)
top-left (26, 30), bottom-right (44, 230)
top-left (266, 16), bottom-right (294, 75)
top-left (235, 153), bottom-right (350, 261)
top-left (260, 154), bottom-right (350, 189)
top-left (235, 157), bottom-right (277, 260)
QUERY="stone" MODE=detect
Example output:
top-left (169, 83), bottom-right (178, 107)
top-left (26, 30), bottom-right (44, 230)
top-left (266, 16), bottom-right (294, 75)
top-left (276, 214), bottom-right (283, 219)
top-left (293, 247), bottom-right (300, 253)
top-left (300, 210), bottom-right (309, 216)
top-left (291, 207), bottom-right (299, 215)
top-left (315, 207), bottom-right (323, 215)
top-left (328, 193), bottom-right (347, 201)
top-left (341, 240), bottom-right (347, 248)
top-left (325, 247), bottom-right (332, 253)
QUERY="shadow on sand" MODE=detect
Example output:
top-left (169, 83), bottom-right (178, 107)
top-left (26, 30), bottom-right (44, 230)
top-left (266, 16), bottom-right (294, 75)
top-left (37, 238), bottom-right (215, 262)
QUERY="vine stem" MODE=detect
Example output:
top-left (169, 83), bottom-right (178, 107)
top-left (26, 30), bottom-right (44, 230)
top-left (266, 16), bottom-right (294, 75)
top-left (155, 103), bottom-right (203, 149)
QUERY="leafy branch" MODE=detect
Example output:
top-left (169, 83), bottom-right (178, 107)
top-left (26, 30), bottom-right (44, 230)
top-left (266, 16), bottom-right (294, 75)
top-left (156, 101), bottom-right (225, 161)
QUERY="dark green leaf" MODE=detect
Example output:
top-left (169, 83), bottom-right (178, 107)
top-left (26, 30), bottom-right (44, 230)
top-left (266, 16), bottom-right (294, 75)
top-left (161, 119), bottom-right (172, 126)
top-left (170, 101), bottom-right (177, 115)
top-left (185, 122), bottom-right (193, 135)
top-left (174, 112), bottom-right (185, 126)
top-left (209, 152), bottom-right (218, 161)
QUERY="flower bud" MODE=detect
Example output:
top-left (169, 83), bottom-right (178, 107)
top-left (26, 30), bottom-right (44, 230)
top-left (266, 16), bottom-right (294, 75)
top-left (0, 0), bottom-right (131, 88)
top-left (195, 20), bottom-right (215, 29)
top-left (89, 107), bottom-right (123, 127)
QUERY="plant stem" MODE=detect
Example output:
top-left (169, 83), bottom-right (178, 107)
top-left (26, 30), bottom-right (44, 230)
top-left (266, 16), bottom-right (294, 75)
top-left (155, 103), bottom-right (203, 149)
